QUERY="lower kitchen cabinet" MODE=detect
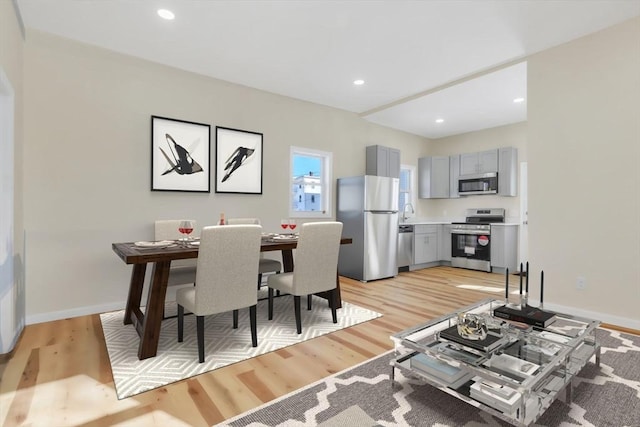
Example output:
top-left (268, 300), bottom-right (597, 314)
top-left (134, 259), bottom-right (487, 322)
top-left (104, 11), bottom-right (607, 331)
top-left (414, 225), bottom-right (439, 265)
top-left (439, 224), bottom-right (452, 261)
top-left (490, 224), bottom-right (518, 272)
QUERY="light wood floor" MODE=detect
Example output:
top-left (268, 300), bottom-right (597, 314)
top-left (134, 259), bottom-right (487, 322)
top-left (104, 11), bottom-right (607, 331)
top-left (0, 266), bottom-right (628, 427)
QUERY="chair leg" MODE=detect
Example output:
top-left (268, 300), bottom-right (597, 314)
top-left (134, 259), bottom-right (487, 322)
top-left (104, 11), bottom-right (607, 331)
top-left (177, 304), bottom-right (184, 342)
top-left (250, 305), bottom-right (258, 347)
top-left (257, 273), bottom-right (263, 290)
top-left (268, 287), bottom-right (274, 320)
top-left (197, 315), bottom-right (205, 363)
top-left (233, 309), bottom-right (239, 329)
top-left (307, 294), bottom-right (312, 310)
top-left (294, 296), bottom-right (302, 334)
top-left (330, 289), bottom-right (338, 324)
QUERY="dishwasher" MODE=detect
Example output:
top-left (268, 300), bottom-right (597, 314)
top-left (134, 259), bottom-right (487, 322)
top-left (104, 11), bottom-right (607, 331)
top-left (397, 224), bottom-right (414, 270)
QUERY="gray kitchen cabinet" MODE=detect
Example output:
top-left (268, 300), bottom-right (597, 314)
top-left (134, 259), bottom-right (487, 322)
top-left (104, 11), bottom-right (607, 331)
top-left (418, 156), bottom-right (449, 199)
top-left (449, 154), bottom-right (460, 198)
top-left (439, 224), bottom-right (452, 262)
top-left (414, 224), bottom-right (439, 264)
top-left (460, 149), bottom-right (499, 175)
top-left (490, 224), bottom-right (518, 272)
top-left (498, 147), bottom-right (518, 197)
top-left (366, 145), bottom-right (401, 178)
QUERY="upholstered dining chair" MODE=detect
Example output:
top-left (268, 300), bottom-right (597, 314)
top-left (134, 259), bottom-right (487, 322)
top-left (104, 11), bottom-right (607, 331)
top-left (177, 224), bottom-right (262, 363)
top-left (226, 217), bottom-right (282, 288)
top-left (267, 221), bottom-right (343, 334)
top-left (155, 220), bottom-right (198, 318)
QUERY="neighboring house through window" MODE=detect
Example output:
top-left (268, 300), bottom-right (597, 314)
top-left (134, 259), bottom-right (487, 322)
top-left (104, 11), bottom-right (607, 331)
top-left (290, 146), bottom-right (332, 218)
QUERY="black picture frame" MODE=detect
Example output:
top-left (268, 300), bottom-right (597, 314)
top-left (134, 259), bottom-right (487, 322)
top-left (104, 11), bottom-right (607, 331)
top-left (151, 116), bottom-right (210, 192)
top-left (215, 126), bottom-right (263, 194)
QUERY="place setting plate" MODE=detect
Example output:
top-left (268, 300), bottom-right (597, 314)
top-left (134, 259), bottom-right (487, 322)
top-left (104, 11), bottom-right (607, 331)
top-left (270, 234), bottom-right (299, 242)
top-left (134, 240), bottom-right (175, 248)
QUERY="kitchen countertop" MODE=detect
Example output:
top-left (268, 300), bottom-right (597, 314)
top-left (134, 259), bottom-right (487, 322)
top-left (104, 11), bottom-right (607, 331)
top-left (400, 218), bottom-right (520, 226)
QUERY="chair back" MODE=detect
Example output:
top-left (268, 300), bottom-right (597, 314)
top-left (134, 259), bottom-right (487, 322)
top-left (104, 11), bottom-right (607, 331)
top-left (292, 222), bottom-right (343, 294)
top-left (195, 225), bottom-right (262, 313)
top-left (226, 218), bottom-right (260, 225)
top-left (155, 219), bottom-right (197, 240)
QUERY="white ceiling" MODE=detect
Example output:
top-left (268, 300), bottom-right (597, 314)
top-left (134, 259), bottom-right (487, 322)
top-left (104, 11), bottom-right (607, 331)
top-left (15, 0), bottom-right (640, 139)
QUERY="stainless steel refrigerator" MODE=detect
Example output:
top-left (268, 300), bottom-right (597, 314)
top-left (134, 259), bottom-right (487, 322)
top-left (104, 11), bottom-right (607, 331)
top-left (337, 175), bottom-right (399, 281)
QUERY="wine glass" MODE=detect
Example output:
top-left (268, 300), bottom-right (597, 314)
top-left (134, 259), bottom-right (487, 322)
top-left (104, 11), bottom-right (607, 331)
top-left (280, 219), bottom-right (289, 233)
top-left (288, 219), bottom-right (297, 234)
top-left (178, 220), bottom-right (194, 246)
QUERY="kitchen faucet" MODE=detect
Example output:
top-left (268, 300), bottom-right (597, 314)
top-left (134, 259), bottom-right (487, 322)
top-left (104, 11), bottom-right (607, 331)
top-left (402, 203), bottom-right (415, 222)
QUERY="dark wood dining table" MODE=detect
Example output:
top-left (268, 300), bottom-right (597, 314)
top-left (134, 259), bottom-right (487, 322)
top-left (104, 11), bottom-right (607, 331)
top-left (112, 236), bottom-right (352, 360)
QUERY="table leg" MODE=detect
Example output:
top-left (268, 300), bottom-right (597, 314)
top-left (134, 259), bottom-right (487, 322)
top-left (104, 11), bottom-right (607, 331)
top-left (124, 264), bottom-right (146, 325)
top-left (281, 249), bottom-right (294, 272)
top-left (138, 261), bottom-right (170, 360)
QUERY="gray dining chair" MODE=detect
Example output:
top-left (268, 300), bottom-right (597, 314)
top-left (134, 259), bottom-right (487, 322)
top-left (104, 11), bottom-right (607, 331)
top-left (177, 224), bottom-right (262, 363)
top-left (155, 220), bottom-right (198, 317)
top-left (227, 217), bottom-right (282, 288)
top-left (267, 221), bottom-right (343, 334)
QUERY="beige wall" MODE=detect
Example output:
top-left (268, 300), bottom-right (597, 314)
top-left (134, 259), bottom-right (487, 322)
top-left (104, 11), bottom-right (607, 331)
top-left (528, 17), bottom-right (640, 327)
top-left (22, 31), bottom-right (427, 321)
top-left (421, 122), bottom-right (527, 221)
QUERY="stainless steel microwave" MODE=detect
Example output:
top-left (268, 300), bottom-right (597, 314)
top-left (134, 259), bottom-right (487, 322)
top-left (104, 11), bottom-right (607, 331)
top-left (458, 172), bottom-right (498, 195)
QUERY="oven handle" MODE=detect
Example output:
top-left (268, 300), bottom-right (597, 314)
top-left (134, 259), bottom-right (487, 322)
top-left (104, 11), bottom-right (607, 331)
top-left (451, 229), bottom-right (490, 235)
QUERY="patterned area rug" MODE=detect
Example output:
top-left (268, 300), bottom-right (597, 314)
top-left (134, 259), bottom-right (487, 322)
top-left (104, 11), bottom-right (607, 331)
top-left (218, 328), bottom-right (640, 427)
top-left (100, 296), bottom-right (382, 399)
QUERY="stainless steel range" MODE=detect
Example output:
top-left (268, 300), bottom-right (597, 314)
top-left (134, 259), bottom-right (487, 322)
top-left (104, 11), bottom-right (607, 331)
top-left (451, 208), bottom-right (505, 272)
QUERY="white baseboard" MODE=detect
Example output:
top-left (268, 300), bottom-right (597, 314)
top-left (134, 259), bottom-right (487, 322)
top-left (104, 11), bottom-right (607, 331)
top-left (527, 299), bottom-right (640, 331)
top-left (26, 301), bottom-right (125, 325)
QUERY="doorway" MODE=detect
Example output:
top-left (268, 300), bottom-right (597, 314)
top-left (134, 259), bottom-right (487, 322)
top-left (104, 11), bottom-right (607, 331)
top-left (0, 67), bottom-right (21, 354)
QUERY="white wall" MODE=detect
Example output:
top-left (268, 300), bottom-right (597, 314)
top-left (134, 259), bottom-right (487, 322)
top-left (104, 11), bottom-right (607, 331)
top-left (418, 122), bottom-right (527, 222)
top-left (528, 17), bottom-right (640, 327)
top-left (22, 31), bottom-right (427, 322)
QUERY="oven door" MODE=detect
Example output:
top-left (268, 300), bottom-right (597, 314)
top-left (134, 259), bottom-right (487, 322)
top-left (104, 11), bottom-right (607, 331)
top-left (451, 230), bottom-right (491, 272)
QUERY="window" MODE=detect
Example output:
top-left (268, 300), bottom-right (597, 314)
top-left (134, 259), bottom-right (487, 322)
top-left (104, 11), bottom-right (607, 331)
top-left (399, 165), bottom-right (416, 213)
top-left (290, 146), bottom-right (332, 218)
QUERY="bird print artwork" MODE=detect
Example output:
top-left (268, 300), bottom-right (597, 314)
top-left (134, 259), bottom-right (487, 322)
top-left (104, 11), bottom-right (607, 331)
top-left (222, 146), bottom-right (255, 183)
top-left (159, 133), bottom-right (204, 176)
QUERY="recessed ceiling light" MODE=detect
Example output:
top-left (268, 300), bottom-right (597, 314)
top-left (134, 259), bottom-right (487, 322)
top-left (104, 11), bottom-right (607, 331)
top-left (435, 118), bottom-right (444, 124)
top-left (353, 79), bottom-right (365, 86)
top-left (157, 9), bottom-right (175, 20)
top-left (513, 97), bottom-right (525, 103)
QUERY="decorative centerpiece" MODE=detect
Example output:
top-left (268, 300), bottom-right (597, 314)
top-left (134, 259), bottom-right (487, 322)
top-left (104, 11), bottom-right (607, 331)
top-left (456, 312), bottom-right (488, 341)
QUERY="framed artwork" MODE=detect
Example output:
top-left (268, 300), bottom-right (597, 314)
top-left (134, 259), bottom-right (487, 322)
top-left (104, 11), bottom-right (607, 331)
top-left (215, 126), bottom-right (263, 194)
top-left (151, 116), bottom-right (210, 192)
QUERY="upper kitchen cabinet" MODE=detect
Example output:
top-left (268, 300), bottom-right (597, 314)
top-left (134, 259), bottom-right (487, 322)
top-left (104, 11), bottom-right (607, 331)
top-left (460, 149), bottom-right (499, 175)
top-left (449, 154), bottom-right (460, 198)
top-left (366, 145), bottom-right (401, 178)
top-left (498, 147), bottom-right (518, 197)
top-left (418, 156), bottom-right (449, 199)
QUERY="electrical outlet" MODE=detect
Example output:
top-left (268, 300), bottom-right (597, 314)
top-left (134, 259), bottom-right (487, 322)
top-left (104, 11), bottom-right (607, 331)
top-left (576, 276), bottom-right (587, 290)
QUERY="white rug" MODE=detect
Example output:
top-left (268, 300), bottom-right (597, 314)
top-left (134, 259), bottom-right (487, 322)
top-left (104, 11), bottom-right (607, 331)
top-left (100, 296), bottom-right (382, 399)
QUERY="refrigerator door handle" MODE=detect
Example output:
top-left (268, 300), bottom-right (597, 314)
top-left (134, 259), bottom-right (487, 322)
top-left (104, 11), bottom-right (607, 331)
top-left (368, 210), bottom-right (398, 214)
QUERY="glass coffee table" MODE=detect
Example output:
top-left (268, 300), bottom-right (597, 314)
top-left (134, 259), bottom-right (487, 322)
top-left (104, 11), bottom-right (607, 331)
top-left (391, 298), bottom-right (600, 426)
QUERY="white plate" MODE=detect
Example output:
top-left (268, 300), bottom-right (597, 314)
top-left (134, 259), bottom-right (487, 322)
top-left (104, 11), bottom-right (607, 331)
top-left (134, 240), bottom-right (174, 248)
top-left (189, 241), bottom-right (200, 246)
top-left (272, 235), bottom-right (298, 241)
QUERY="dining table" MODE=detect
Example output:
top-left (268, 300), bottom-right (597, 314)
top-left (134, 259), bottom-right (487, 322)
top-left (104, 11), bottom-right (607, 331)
top-left (112, 236), bottom-right (352, 360)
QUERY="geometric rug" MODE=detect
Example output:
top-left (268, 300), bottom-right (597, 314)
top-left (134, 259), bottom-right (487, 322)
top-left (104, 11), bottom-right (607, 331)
top-left (99, 295), bottom-right (382, 399)
top-left (217, 328), bottom-right (640, 427)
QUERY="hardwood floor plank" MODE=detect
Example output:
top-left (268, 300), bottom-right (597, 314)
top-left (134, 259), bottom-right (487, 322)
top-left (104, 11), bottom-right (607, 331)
top-left (2, 266), bottom-right (626, 427)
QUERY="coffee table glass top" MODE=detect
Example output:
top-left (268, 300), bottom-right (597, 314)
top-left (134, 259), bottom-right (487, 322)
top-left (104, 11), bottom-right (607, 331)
top-left (392, 298), bottom-right (600, 426)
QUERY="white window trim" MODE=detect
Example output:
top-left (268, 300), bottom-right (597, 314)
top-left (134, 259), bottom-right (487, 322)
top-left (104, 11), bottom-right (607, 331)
top-left (289, 146), bottom-right (332, 218)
